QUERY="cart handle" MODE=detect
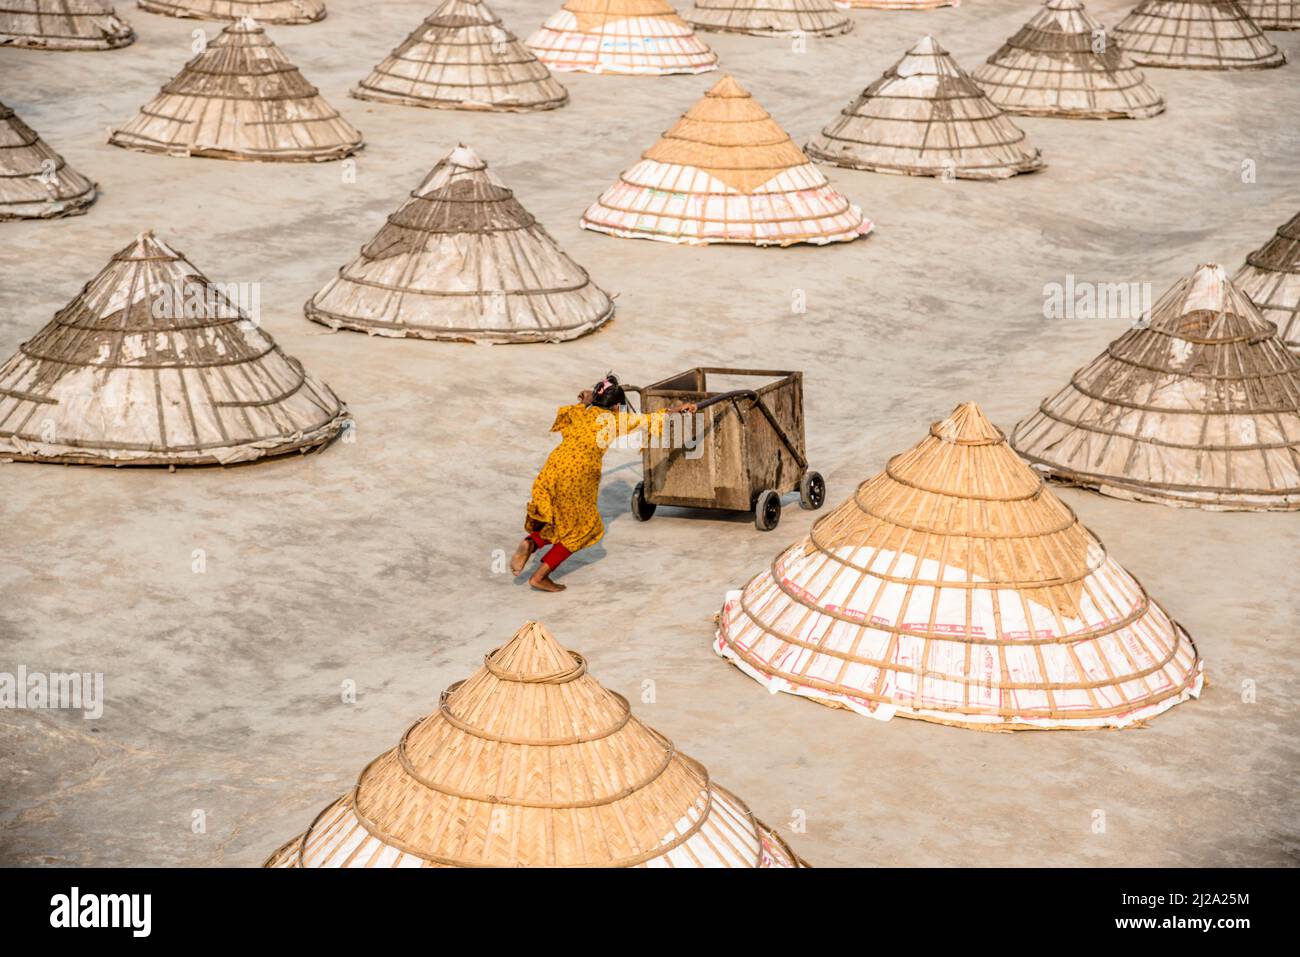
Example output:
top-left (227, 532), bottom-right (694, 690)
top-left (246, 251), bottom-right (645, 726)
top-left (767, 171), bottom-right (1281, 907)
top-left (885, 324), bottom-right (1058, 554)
top-left (617, 387), bottom-right (754, 414)
top-left (694, 389), bottom-right (758, 410)
top-left (622, 387), bottom-right (807, 471)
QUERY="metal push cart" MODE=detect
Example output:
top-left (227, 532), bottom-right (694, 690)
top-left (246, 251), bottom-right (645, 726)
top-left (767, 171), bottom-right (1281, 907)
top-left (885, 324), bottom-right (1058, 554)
top-left (624, 367), bottom-right (825, 531)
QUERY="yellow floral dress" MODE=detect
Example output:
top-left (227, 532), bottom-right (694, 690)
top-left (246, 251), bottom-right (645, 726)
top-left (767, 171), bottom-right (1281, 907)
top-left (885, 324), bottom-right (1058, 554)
top-left (525, 403), bottom-right (668, 552)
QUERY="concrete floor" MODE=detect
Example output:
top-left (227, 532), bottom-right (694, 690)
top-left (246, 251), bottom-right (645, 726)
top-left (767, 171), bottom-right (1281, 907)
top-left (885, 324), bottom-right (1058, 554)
top-left (1, 0), bottom-right (1298, 867)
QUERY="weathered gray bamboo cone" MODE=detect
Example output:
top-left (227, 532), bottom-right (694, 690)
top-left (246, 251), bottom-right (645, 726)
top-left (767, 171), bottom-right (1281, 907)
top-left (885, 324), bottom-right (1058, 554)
top-left (0, 232), bottom-right (350, 466)
top-left (306, 145), bottom-right (612, 343)
top-left (136, 0), bottom-right (325, 23)
top-left (1113, 0), bottom-right (1286, 69)
top-left (0, 0), bottom-right (134, 48)
top-left (684, 0), bottom-right (852, 38)
top-left (806, 36), bottom-right (1045, 180)
top-left (109, 17), bottom-right (362, 162)
top-left (972, 0), bottom-right (1166, 119)
top-left (842, 0), bottom-right (951, 7)
top-left (352, 0), bottom-right (568, 112)
top-left (1012, 264), bottom-right (1300, 510)
top-left (1241, 0), bottom-right (1300, 28)
top-left (1233, 211), bottom-right (1300, 353)
top-left (0, 101), bottom-right (98, 220)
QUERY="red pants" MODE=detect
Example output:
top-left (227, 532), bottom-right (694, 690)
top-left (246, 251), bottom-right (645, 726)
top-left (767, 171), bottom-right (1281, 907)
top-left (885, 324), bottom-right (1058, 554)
top-left (528, 532), bottom-right (572, 570)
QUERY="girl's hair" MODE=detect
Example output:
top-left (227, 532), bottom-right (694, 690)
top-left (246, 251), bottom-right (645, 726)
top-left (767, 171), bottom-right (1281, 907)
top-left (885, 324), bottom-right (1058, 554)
top-left (591, 372), bottom-right (625, 409)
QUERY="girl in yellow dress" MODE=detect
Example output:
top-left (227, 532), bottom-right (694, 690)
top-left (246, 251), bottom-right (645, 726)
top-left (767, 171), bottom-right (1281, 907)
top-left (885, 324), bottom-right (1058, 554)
top-left (511, 374), bottom-right (696, 592)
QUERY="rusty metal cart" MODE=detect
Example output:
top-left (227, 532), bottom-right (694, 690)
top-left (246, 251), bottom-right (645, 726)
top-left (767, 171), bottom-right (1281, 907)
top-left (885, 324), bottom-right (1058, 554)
top-left (624, 367), bottom-right (824, 531)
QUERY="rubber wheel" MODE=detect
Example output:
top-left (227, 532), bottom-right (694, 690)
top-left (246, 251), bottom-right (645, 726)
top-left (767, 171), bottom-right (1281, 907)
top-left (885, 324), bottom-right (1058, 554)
top-left (755, 489), bottom-right (781, 531)
top-left (632, 481), bottom-right (656, 521)
top-left (799, 470), bottom-right (826, 510)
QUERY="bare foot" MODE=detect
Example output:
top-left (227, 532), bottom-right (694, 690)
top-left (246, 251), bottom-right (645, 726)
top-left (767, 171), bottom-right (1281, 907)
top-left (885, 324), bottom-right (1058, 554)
top-left (529, 565), bottom-right (566, 592)
top-left (510, 537), bottom-right (536, 576)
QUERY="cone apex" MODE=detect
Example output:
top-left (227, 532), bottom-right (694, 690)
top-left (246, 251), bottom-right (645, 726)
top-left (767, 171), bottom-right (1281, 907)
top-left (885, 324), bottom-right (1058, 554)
top-left (487, 621), bottom-right (578, 679)
top-left (708, 74), bottom-right (749, 97)
top-left (931, 402), bottom-right (1004, 444)
top-left (447, 144), bottom-right (486, 168)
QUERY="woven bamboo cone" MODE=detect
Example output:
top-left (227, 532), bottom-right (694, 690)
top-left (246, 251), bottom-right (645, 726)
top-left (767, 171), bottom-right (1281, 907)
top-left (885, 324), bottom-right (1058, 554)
top-left (0, 0), bottom-right (134, 48)
top-left (108, 18), bottom-right (362, 163)
top-left (1113, 0), bottom-right (1285, 69)
top-left (1233, 211), bottom-right (1300, 353)
top-left (306, 145), bottom-right (612, 343)
top-left (972, 0), bottom-right (1166, 119)
top-left (685, 0), bottom-right (852, 38)
top-left (715, 402), bottom-right (1204, 731)
top-left (1012, 264), bottom-right (1300, 510)
top-left (844, 0), bottom-right (952, 8)
top-left (352, 0), bottom-right (568, 112)
top-left (527, 0), bottom-right (718, 75)
top-left (582, 75), bottom-right (871, 246)
top-left (0, 232), bottom-right (350, 466)
top-left (265, 621), bottom-right (807, 867)
top-left (136, 0), bottom-right (325, 23)
top-left (0, 101), bottom-right (97, 220)
top-left (1241, 0), bottom-right (1300, 27)
top-left (806, 37), bottom-right (1045, 181)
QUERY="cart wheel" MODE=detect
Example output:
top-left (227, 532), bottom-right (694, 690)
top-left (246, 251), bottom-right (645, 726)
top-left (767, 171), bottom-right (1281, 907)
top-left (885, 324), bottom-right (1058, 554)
top-left (799, 471), bottom-right (826, 510)
top-left (632, 481), bottom-right (656, 522)
top-left (755, 489), bottom-right (781, 531)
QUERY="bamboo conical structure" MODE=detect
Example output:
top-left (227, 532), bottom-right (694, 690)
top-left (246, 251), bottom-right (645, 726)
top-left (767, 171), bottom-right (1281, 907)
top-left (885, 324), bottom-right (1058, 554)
top-left (0, 102), bottom-right (97, 220)
top-left (527, 0), bottom-right (718, 75)
top-left (806, 37), bottom-right (1045, 181)
top-left (0, 232), bottom-right (350, 466)
top-left (1233, 212), bottom-right (1300, 353)
top-left (972, 0), bottom-right (1166, 119)
top-left (1241, 0), bottom-right (1300, 27)
top-left (307, 145), bottom-right (612, 343)
top-left (1011, 264), bottom-right (1300, 511)
top-left (715, 402), bottom-right (1204, 730)
top-left (685, 0), bottom-right (852, 38)
top-left (843, 0), bottom-right (953, 7)
top-left (136, 0), bottom-right (325, 23)
top-left (0, 0), bottom-right (133, 48)
top-left (352, 0), bottom-right (567, 112)
top-left (266, 621), bottom-right (807, 868)
top-left (109, 18), bottom-right (363, 162)
top-left (582, 75), bottom-right (871, 246)
top-left (1113, 0), bottom-right (1285, 69)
